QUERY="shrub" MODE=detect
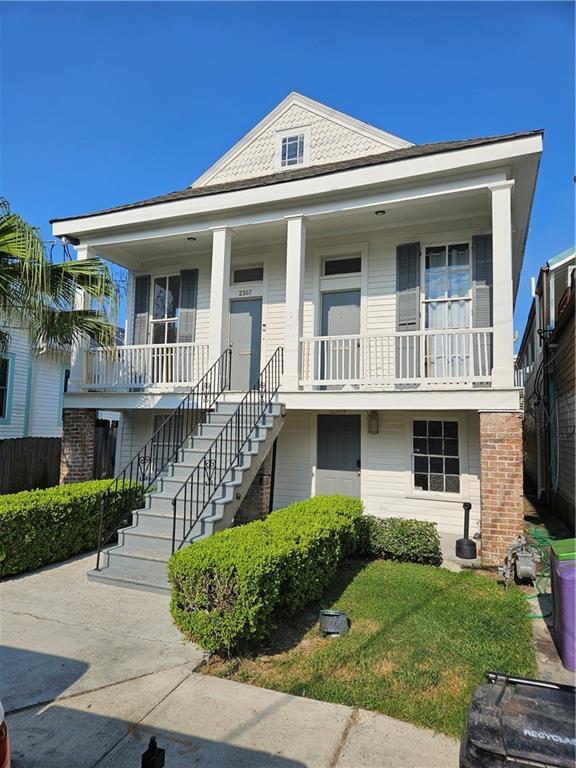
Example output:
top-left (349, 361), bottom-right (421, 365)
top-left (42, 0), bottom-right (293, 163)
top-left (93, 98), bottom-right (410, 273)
top-left (358, 515), bottom-right (442, 566)
top-left (0, 479), bottom-right (144, 577)
top-left (169, 495), bottom-right (363, 653)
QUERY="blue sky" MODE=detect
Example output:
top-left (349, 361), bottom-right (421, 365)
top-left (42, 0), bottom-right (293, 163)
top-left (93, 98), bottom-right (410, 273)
top-left (1, 1), bottom-right (574, 339)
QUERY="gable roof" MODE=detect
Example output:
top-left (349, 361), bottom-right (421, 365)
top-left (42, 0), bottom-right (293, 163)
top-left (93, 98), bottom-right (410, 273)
top-left (50, 129), bottom-right (542, 224)
top-left (191, 92), bottom-right (413, 187)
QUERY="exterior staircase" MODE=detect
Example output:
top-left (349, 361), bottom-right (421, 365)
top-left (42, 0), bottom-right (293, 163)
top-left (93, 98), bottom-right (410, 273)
top-left (88, 348), bottom-right (285, 593)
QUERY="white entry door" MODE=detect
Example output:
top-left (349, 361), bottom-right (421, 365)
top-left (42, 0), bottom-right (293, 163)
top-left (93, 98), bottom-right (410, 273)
top-left (315, 414), bottom-right (361, 497)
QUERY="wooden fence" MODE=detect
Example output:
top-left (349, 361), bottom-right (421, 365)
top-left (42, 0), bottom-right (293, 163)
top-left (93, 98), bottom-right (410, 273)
top-left (0, 437), bottom-right (61, 494)
top-left (93, 419), bottom-right (118, 480)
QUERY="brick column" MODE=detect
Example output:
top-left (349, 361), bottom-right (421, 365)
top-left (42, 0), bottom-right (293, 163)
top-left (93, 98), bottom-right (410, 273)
top-left (234, 447), bottom-right (275, 526)
top-left (479, 411), bottom-right (523, 566)
top-left (60, 408), bottom-right (96, 484)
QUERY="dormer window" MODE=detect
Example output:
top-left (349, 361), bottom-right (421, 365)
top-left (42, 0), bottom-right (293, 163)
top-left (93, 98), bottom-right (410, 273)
top-left (276, 127), bottom-right (310, 170)
top-left (281, 134), bottom-right (304, 167)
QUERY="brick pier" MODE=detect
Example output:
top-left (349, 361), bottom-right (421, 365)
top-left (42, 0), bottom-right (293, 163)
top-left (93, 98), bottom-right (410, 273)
top-left (479, 411), bottom-right (524, 566)
top-left (60, 408), bottom-right (96, 484)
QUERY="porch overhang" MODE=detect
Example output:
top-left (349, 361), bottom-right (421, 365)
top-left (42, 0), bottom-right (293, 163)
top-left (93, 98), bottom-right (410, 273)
top-left (64, 387), bottom-right (521, 412)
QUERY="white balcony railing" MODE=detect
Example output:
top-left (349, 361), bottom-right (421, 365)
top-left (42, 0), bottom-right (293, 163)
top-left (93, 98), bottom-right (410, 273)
top-left (85, 342), bottom-right (210, 389)
top-left (300, 329), bottom-right (493, 388)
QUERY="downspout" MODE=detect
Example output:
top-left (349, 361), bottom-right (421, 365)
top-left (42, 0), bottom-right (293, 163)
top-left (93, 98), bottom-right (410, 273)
top-left (541, 266), bottom-right (551, 505)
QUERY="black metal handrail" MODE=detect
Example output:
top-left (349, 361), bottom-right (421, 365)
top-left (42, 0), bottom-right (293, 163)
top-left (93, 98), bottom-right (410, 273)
top-left (95, 348), bottom-right (232, 570)
top-left (171, 347), bottom-right (284, 553)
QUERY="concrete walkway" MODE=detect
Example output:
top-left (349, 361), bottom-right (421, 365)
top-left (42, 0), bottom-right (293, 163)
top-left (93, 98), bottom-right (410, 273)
top-left (1, 553), bottom-right (460, 767)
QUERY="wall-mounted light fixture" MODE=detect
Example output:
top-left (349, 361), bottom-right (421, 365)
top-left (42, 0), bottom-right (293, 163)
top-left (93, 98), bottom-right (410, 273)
top-left (368, 410), bottom-right (379, 434)
top-left (374, 210), bottom-right (386, 216)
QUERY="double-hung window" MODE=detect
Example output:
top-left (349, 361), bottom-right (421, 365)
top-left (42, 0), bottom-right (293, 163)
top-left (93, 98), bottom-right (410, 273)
top-left (151, 275), bottom-right (180, 344)
top-left (423, 243), bottom-right (471, 377)
top-left (413, 419), bottom-right (461, 494)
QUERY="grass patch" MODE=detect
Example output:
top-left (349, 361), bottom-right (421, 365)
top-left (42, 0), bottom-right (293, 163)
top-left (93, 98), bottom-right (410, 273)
top-left (203, 560), bottom-right (536, 737)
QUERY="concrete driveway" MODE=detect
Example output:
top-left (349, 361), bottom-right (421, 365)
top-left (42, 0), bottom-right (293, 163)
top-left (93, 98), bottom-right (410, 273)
top-left (1, 553), bottom-right (459, 767)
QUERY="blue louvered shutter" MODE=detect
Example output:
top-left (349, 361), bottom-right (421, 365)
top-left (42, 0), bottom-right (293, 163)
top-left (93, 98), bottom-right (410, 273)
top-left (472, 234), bottom-right (493, 377)
top-left (396, 243), bottom-right (421, 377)
top-left (178, 269), bottom-right (199, 343)
top-left (132, 275), bottom-right (150, 345)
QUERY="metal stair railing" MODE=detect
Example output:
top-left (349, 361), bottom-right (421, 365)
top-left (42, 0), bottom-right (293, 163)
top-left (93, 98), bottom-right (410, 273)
top-left (95, 348), bottom-right (232, 570)
top-left (171, 347), bottom-right (284, 553)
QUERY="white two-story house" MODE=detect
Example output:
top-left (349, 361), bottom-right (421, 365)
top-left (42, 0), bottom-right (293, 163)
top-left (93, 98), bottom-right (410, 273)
top-left (51, 93), bottom-right (542, 591)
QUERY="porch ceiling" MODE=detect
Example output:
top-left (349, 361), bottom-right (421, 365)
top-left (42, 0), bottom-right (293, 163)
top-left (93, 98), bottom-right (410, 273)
top-left (95, 189), bottom-right (490, 268)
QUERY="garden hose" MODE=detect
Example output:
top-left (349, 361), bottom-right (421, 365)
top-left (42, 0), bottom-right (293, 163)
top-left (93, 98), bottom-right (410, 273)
top-left (524, 526), bottom-right (554, 619)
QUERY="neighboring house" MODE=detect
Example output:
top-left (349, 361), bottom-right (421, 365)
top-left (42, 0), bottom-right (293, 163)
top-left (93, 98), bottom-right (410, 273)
top-left (50, 92), bottom-right (542, 589)
top-left (0, 324), bottom-right (70, 440)
top-left (516, 247), bottom-right (575, 530)
top-left (0, 324), bottom-right (70, 492)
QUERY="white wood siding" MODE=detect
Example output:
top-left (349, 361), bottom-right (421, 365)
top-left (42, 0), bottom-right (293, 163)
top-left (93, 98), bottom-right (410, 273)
top-left (273, 408), bottom-right (481, 534)
top-left (0, 326), bottom-right (68, 439)
top-left (0, 325), bottom-right (29, 438)
top-left (363, 409), bottom-right (481, 534)
top-left (273, 410), bottom-right (314, 509)
top-left (28, 351), bottom-right (66, 437)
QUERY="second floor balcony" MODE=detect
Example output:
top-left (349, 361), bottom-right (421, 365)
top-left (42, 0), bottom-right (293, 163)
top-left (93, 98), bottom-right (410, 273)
top-left (80, 327), bottom-right (493, 392)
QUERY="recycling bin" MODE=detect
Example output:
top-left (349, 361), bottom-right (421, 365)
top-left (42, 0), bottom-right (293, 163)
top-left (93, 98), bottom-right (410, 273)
top-left (550, 538), bottom-right (576, 672)
top-left (460, 672), bottom-right (576, 768)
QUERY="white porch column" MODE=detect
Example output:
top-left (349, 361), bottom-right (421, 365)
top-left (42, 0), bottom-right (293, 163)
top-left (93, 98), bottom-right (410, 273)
top-left (489, 181), bottom-right (515, 388)
top-left (208, 227), bottom-right (232, 364)
top-left (283, 216), bottom-right (306, 390)
top-left (68, 244), bottom-right (91, 393)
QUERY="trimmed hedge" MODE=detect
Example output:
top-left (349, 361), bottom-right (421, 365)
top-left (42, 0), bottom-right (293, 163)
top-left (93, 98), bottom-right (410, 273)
top-left (358, 515), bottom-right (443, 566)
top-left (0, 479), bottom-right (144, 577)
top-left (169, 495), bottom-right (363, 653)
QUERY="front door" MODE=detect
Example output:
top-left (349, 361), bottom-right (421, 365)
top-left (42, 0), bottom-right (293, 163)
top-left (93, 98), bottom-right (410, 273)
top-left (321, 290), bottom-right (361, 381)
top-left (229, 298), bottom-right (262, 390)
top-left (316, 414), bottom-right (361, 496)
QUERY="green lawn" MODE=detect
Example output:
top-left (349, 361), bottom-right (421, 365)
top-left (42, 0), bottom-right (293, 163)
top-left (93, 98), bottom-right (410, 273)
top-left (204, 560), bottom-right (537, 737)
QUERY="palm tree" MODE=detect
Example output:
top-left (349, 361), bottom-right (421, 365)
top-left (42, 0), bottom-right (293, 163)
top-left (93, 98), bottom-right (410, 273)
top-left (0, 197), bottom-right (117, 351)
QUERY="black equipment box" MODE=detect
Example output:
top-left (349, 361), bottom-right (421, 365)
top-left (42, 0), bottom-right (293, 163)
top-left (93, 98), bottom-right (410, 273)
top-left (460, 672), bottom-right (576, 767)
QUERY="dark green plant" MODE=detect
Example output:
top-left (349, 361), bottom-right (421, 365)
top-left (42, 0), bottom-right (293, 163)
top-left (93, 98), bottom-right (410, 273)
top-left (357, 515), bottom-right (442, 565)
top-left (0, 479), bottom-right (144, 577)
top-left (169, 495), bottom-right (364, 653)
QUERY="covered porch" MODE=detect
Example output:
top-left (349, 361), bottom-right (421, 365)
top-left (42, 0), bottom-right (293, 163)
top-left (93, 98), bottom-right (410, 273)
top-left (66, 171), bottom-right (520, 395)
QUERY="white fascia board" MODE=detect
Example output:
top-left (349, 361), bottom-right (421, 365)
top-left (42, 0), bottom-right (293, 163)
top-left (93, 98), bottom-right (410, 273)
top-left (52, 134), bottom-right (542, 239)
top-left (192, 92), bottom-right (412, 187)
top-left (84, 172), bottom-right (505, 250)
top-left (548, 249), bottom-right (576, 271)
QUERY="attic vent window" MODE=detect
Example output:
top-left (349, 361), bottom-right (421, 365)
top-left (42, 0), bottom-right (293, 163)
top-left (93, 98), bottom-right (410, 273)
top-left (281, 134), bottom-right (305, 167)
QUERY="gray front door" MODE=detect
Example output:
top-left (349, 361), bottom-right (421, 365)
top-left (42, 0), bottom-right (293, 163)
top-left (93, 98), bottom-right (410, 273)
top-left (229, 298), bottom-right (262, 390)
top-left (321, 290), bottom-right (361, 381)
top-left (316, 414), bottom-right (361, 497)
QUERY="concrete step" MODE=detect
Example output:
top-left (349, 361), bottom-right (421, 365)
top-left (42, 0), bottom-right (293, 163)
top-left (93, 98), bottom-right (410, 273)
top-left (103, 546), bottom-right (170, 584)
top-left (87, 566), bottom-right (170, 594)
top-left (213, 402), bottom-right (242, 415)
top-left (89, 397), bottom-right (286, 593)
top-left (120, 527), bottom-right (176, 556)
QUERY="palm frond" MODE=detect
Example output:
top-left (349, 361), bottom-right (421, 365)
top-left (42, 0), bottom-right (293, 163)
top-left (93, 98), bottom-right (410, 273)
top-left (0, 198), bottom-right (118, 350)
top-left (28, 308), bottom-right (116, 350)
